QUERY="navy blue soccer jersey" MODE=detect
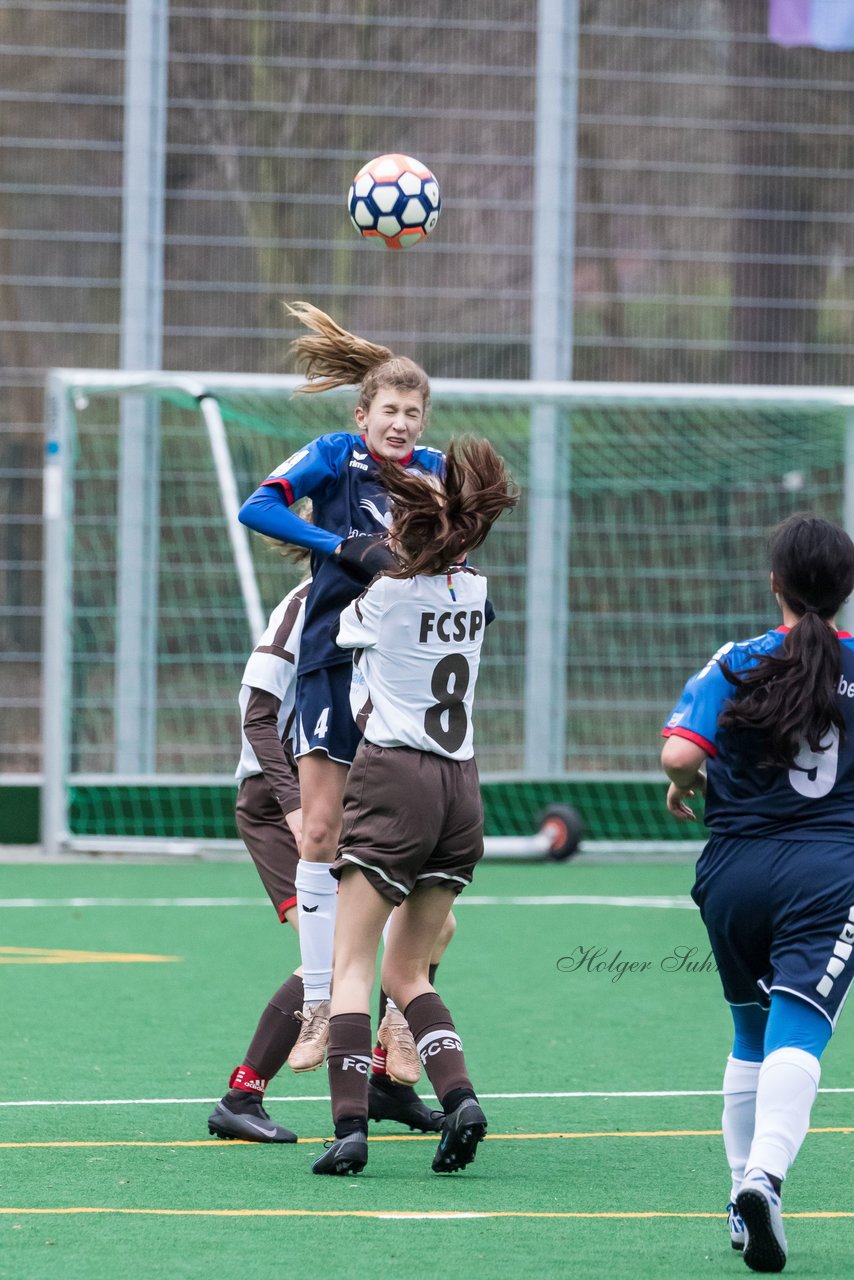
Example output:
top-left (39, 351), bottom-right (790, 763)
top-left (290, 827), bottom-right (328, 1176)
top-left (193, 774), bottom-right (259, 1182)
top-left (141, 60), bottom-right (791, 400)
top-left (663, 626), bottom-right (854, 839)
top-left (262, 432), bottom-right (445, 674)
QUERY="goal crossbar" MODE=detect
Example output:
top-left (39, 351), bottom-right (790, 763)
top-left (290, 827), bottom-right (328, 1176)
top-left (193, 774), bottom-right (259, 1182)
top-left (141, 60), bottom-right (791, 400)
top-left (42, 369), bottom-right (854, 856)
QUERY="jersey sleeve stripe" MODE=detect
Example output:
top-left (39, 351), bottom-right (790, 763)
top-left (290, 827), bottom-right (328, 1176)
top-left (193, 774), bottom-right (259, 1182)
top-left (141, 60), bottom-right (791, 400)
top-left (262, 475), bottom-right (295, 505)
top-left (661, 725), bottom-right (717, 757)
top-left (355, 694), bottom-right (373, 734)
top-left (254, 645), bottom-right (296, 663)
top-left (266, 582), bottom-right (309, 652)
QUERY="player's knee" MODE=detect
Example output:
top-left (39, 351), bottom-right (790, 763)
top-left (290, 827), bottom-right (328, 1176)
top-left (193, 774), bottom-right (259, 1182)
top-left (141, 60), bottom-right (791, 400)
top-left (384, 976), bottom-right (421, 1012)
top-left (299, 816), bottom-right (339, 856)
top-left (381, 957), bottom-right (427, 1007)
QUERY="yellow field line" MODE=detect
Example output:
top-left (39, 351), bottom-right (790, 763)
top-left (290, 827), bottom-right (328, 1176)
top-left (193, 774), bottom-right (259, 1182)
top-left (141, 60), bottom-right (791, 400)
top-left (0, 947), bottom-right (177, 964)
top-left (0, 1207), bottom-right (851, 1220)
top-left (2, 1127), bottom-right (852, 1149)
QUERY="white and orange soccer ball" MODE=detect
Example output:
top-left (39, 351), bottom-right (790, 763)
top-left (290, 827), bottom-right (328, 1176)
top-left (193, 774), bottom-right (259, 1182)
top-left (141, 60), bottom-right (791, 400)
top-left (347, 154), bottom-right (441, 250)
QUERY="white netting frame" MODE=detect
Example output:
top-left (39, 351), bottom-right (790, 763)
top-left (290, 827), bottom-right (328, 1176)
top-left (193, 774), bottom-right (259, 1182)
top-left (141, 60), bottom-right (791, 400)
top-left (42, 370), bottom-right (854, 856)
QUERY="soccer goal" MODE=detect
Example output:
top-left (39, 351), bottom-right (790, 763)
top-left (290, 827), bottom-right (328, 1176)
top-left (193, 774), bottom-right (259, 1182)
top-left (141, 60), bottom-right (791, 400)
top-left (42, 370), bottom-right (854, 857)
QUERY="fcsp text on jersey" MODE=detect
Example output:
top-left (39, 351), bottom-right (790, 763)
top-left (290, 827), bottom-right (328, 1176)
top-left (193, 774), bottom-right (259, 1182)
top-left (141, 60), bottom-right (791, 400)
top-left (418, 610), bottom-right (485, 643)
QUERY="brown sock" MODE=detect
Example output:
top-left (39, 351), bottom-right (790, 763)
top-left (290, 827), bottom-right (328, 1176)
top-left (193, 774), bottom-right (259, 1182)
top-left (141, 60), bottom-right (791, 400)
top-left (373, 972), bottom-right (438, 1077)
top-left (404, 991), bottom-right (473, 1107)
top-left (238, 972), bottom-right (304, 1086)
top-left (327, 1012), bottom-right (372, 1134)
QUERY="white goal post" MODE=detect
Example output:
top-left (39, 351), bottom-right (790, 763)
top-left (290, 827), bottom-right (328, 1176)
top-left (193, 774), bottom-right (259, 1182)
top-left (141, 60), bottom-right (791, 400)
top-left (41, 369), bottom-right (854, 857)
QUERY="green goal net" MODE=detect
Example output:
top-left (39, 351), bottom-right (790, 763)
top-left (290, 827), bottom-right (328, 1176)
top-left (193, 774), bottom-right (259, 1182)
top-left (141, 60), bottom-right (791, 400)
top-left (42, 371), bottom-right (854, 855)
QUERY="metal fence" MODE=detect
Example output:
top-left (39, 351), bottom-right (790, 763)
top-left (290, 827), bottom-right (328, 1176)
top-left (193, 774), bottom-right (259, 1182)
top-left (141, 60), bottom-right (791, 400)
top-left (2, 0), bottom-right (854, 777)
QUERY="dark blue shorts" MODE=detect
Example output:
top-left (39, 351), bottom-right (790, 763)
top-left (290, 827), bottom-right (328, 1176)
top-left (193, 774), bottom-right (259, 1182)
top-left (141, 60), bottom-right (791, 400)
top-left (293, 665), bottom-right (362, 766)
top-left (692, 834), bottom-right (854, 1027)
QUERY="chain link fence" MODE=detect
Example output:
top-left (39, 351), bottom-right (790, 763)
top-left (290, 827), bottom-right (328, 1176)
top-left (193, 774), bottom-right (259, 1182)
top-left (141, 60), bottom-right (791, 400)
top-left (2, 0), bottom-right (854, 776)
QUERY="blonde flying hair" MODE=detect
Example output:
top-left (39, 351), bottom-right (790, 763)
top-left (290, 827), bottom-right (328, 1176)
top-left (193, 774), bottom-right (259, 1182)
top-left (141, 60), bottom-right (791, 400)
top-left (285, 301), bottom-right (431, 418)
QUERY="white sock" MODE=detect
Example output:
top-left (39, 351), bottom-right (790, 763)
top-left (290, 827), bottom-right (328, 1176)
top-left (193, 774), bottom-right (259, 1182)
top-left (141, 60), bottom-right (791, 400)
top-left (722, 1055), bottom-right (761, 1202)
top-left (746, 1047), bottom-right (821, 1183)
top-left (294, 859), bottom-right (337, 1003)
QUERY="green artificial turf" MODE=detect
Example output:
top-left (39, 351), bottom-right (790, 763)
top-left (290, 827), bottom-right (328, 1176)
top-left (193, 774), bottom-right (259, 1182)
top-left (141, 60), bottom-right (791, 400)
top-left (1, 856), bottom-right (851, 1278)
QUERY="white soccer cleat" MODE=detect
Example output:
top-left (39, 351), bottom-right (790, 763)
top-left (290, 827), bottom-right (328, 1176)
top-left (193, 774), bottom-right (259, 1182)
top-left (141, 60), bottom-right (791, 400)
top-left (727, 1201), bottom-right (747, 1251)
top-left (736, 1168), bottom-right (787, 1273)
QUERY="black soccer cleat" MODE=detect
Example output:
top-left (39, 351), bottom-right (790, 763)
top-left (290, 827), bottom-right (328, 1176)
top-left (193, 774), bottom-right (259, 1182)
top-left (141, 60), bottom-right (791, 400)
top-left (368, 1075), bottom-right (444, 1133)
top-left (311, 1132), bottom-right (368, 1176)
top-left (208, 1095), bottom-right (297, 1144)
top-left (432, 1098), bottom-right (488, 1173)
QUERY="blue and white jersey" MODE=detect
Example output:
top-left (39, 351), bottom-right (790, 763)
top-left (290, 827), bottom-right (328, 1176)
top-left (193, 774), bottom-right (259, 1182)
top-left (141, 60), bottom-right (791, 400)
top-left (663, 626), bottom-right (854, 840)
top-left (262, 432), bottom-right (445, 675)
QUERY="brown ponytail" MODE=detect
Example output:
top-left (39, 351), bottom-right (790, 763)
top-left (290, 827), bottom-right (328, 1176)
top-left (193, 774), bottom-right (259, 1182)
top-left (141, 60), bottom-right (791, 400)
top-left (379, 436), bottom-right (519, 578)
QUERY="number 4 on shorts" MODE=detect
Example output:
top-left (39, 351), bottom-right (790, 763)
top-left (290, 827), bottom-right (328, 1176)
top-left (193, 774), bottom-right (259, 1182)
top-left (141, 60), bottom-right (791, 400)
top-left (313, 707), bottom-right (330, 739)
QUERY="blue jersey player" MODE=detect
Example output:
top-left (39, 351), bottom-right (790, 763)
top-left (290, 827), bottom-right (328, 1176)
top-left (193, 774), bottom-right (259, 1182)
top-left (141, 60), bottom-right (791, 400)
top-left (238, 302), bottom-right (446, 1127)
top-left (662, 513), bottom-right (854, 1275)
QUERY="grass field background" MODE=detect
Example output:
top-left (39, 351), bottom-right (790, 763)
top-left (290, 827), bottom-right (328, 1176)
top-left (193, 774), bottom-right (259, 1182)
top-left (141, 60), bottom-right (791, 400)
top-left (1, 854), bottom-right (852, 1279)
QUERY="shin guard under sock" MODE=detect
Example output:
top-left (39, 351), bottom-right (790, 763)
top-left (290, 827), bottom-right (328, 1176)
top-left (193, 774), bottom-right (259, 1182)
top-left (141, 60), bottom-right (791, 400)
top-left (295, 860), bottom-right (337, 1002)
top-left (722, 1055), bottom-right (761, 1202)
top-left (746, 1047), bottom-right (821, 1182)
top-left (239, 972), bottom-right (304, 1085)
top-left (327, 1012), bottom-right (372, 1135)
top-left (404, 991), bottom-right (473, 1107)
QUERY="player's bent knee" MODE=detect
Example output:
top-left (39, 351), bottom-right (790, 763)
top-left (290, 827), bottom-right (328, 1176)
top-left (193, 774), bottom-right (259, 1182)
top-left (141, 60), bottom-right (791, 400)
top-left (298, 821), bottom-right (339, 856)
top-left (381, 963), bottom-right (430, 1010)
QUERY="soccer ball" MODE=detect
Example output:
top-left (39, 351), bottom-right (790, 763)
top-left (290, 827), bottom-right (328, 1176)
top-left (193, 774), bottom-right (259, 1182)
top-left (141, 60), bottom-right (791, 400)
top-left (348, 154), bottom-right (441, 250)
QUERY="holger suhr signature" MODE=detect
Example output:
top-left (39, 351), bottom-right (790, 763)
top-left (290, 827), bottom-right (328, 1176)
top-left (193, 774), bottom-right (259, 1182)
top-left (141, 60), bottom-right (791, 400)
top-left (556, 944), bottom-right (717, 983)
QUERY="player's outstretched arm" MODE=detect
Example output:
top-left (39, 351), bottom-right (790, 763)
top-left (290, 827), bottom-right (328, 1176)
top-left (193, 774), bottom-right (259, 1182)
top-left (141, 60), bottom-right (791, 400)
top-left (242, 687), bottom-right (301, 817)
top-left (238, 485), bottom-right (341, 556)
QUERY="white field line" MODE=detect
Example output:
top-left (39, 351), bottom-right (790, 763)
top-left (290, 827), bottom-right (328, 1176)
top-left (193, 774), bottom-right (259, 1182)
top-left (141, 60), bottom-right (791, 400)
top-left (0, 895), bottom-right (697, 910)
top-left (464, 896), bottom-right (696, 908)
top-left (2, 1087), bottom-right (853, 1108)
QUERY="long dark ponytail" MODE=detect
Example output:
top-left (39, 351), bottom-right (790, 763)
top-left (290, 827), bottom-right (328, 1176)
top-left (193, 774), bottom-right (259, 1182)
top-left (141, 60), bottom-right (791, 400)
top-left (718, 513), bottom-right (854, 767)
top-left (379, 436), bottom-right (518, 578)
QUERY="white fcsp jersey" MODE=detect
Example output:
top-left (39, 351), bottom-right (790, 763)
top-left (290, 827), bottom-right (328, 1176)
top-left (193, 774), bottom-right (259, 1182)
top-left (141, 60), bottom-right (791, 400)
top-left (235, 580), bottom-right (309, 781)
top-left (336, 569), bottom-right (488, 760)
